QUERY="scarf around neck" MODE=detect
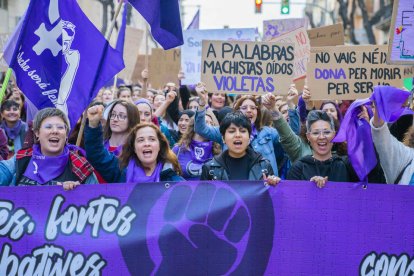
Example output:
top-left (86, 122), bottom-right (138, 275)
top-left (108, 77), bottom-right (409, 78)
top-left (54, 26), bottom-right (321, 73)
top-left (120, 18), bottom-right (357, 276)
top-left (1, 120), bottom-right (23, 140)
top-left (23, 144), bottom-right (70, 184)
top-left (126, 159), bottom-right (163, 183)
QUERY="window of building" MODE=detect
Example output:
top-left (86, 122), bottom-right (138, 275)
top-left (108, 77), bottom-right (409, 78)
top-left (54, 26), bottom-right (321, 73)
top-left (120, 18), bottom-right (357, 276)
top-left (0, 0), bottom-right (7, 10)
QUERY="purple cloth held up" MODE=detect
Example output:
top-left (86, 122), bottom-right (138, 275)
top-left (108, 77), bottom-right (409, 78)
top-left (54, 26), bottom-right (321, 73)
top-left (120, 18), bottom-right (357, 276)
top-left (126, 160), bottom-right (163, 183)
top-left (333, 86), bottom-right (414, 181)
top-left (23, 144), bottom-right (70, 184)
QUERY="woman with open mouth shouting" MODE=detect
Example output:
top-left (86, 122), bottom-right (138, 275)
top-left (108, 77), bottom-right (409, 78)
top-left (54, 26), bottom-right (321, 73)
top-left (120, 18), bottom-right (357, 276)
top-left (0, 108), bottom-right (98, 188)
top-left (85, 105), bottom-right (184, 183)
top-left (200, 112), bottom-right (280, 185)
top-left (194, 83), bottom-right (285, 178)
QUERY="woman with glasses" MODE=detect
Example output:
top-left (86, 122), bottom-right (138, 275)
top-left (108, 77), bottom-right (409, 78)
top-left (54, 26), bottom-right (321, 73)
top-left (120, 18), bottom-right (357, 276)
top-left (84, 105), bottom-right (184, 183)
top-left (284, 110), bottom-right (358, 186)
top-left (103, 100), bottom-right (140, 157)
top-left (1, 100), bottom-right (28, 158)
top-left (194, 84), bottom-right (284, 176)
top-left (0, 108), bottom-right (98, 187)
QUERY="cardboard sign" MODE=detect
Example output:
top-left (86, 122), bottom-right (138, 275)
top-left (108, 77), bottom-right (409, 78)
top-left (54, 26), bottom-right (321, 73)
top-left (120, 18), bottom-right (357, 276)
top-left (201, 40), bottom-right (295, 95)
top-left (307, 23), bottom-right (344, 47)
top-left (271, 27), bottom-right (310, 80)
top-left (388, 0), bottom-right (414, 64)
top-left (308, 45), bottom-right (404, 100)
top-left (263, 18), bottom-right (308, 41)
top-left (131, 54), bottom-right (150, 84)
top-left (181, 29), bottom-right (258, 85)
top-left (118, 27), bottom-right (144, 81)
top-left (149, 49), bottom-right (180, 89)
top-left (403, 66), bottom-right (414, 78)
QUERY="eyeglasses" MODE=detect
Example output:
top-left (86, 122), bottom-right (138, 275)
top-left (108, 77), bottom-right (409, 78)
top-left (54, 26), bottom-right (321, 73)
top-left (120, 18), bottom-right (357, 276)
top-left (42, 123), bottom-right (67, 131)
top-left (110, 112), bottom-right (127, 121)
top-left (308, 130), bottom-right (335, 138)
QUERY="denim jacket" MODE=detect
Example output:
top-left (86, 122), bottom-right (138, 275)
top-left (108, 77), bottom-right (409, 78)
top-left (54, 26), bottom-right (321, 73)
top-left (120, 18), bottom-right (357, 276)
top-left (194, 109), bottom-right (284, 176)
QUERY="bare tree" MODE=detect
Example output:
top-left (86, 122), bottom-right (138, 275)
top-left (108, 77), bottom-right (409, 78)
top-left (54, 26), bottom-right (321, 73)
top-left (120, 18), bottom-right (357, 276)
top-left (95, 0), bottom-right (115, 35)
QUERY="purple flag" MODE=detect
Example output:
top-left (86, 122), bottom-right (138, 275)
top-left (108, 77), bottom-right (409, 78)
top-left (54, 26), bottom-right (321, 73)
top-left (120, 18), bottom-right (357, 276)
top-left (128, 0), bottom-right (183, 50)
top-left (186, 9), bottom-right (200, 30)
top-left (115, 2), bottom-right (128, 55)
top-left (3, 0), bottom-right (125, 130)
top-left (333, 86), bottom-right (414, 181)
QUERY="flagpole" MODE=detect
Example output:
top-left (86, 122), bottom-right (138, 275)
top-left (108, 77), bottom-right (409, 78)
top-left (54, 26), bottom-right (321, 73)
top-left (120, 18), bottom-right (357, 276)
top-left (76, 0), bottom-right (124, 147)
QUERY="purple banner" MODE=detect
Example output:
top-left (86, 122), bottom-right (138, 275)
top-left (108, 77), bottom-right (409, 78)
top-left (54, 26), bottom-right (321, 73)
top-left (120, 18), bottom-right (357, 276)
top-left (0, 181), bottom-right (413, 275)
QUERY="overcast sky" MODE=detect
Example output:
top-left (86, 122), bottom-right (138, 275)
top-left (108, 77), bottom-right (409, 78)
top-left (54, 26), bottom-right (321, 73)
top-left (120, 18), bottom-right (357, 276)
top-left (181, 0), bottom-right (307, 34)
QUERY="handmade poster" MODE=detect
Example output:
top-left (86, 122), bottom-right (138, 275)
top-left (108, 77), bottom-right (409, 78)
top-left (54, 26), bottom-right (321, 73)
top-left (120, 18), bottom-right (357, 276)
top-left (263, 18), bottom-right (308, 41)
top-left (201, 40), bottom-right (295, 95)
top-left (148, 49), bottom-right (180, 89)
top-left (388, 0), bottom-right (414, 64)
top-left (307, 23), bottom-right (344, 47)
top-left (1, 181), bottom-right (414, 275)
top-left (118, 27), bottom-right (144, 81)
top-left (181, 28), bottom-right (258, 85)
top-left (308, 45), bottom-right (404, 100)
top-left (271, 27), bottom-right (310, 80)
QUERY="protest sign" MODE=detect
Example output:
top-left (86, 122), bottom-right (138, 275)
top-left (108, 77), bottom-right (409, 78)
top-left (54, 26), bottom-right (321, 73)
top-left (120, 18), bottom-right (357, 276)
top-left (271, 27), bottom-right (310, 80)
top-left (1, 180), bottom-right (414, 275)
top-left (308, 45), bottom-right (404, 100)
top-left (307, 23), bottom-right (344, 47)
top-left (118, 27), bottom-right (144, 81)
top-left (201, 40), bottom-right (295, 95)
top-left (404, 66), bottom-right (414, 78)
top-left (263, 18), bottom-right (308, 41)
top-left (131, 54), bottom-right (149, 84)
top-left (388, 0), bottom-right (414, 64)
top-left (148, 48), bottom-right (180, 89)
top-left (181, 29), bottom-right (258, 85)
top-left (0, 33), bottom-right (10, 72)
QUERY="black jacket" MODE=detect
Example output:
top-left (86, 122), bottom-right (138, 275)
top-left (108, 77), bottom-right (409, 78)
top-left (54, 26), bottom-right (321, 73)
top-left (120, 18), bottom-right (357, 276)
top-left (200, 148), bottom-right (274, 181)
top-left (286, 154), bottom-right (386, 183)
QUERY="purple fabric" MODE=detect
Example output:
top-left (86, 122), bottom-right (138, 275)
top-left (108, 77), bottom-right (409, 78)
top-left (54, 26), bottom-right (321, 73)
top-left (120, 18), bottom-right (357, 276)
top-left (126, 160), bottom-right (163, 183)
top-left (0, 128), bottom-right (8, 160)
top-left (23, 144), bottom-right (70, 184)
top-left (1, 120), bottom-right (23, 140)
top-left (333, 86), bottom-right (414, 181)
top-left (190, 140), bottom-right (213, 162)
top-left (250, 123), bottom-right (258, 142)
top-left (3, 0), bottom-right (124, 131)
top-left (128, 0), bottom-right (183, 50)
top-left (297, 96), bottom-right (307, 122)
top-left (1, 181), bottom-right (414, 275)
top-left (186, 9), bottom-right (200, 30)
top-left (135, 98), bottom-right (153, 111)
top-left (104, 139), bottom-right (122, 157)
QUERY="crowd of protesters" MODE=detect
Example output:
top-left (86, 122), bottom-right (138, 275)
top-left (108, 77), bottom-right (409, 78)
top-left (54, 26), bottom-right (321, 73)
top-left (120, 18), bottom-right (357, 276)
top-left (0, 68), bottom-right (413, 189)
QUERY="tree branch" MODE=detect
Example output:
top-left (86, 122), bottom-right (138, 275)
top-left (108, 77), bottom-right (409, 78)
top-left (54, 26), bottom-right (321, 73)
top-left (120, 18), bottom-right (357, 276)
top-left (357, 0), bottom-right (376, 44)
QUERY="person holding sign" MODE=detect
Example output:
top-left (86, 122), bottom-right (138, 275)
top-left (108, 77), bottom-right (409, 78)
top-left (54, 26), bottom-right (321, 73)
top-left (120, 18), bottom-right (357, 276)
top-left (0, 108), bottom-right (98, 188)
top-left (194, 83), bottom-right (284, 176)
top-left (200, 111), bottom-right (280, 185)
top-left (85, 105), bottom-right (184, 183)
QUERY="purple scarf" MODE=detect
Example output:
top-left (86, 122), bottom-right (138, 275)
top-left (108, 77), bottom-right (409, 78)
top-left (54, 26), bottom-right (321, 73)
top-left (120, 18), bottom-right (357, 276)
top-left (104, 139), bottom-right (122, 157)
top-left (23, 144), bottom-right (70, 184)
top-left (190, 140), bottom-right (213, 162)
top-left (1, 120), bottom-right (23, 140)
top-left (250, 124), bottom-right (258, 142)
top-left (333, 86), bottom-right (414, 181)
top-left (126, 160), bottom-right (163, 183)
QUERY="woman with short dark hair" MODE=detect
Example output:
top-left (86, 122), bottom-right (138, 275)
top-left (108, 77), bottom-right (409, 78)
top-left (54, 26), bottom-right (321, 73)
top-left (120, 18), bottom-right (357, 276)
top-left (200, 112), bottom-right (279, 185)
top-left (1, 99), bottom-right (28, 157)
